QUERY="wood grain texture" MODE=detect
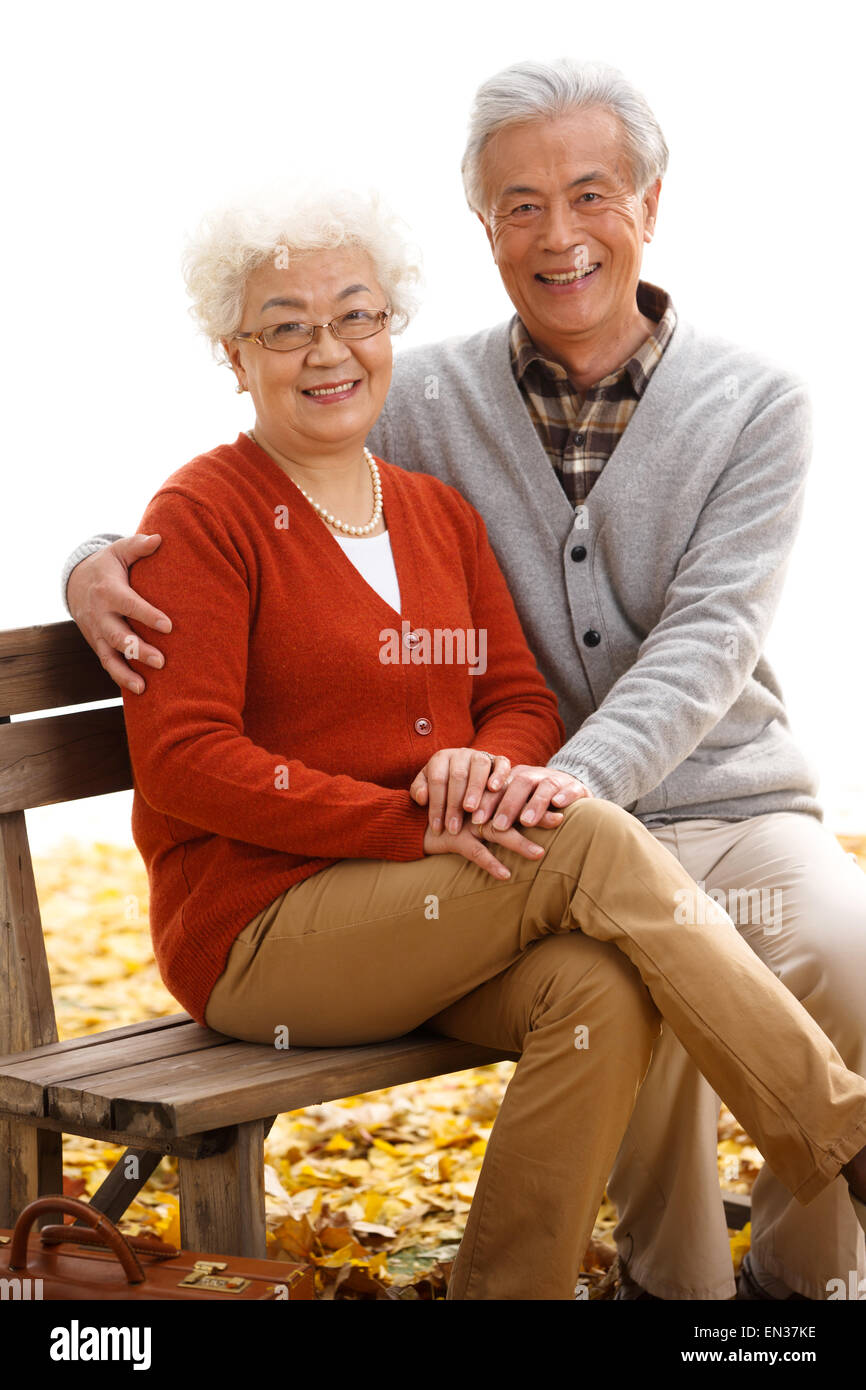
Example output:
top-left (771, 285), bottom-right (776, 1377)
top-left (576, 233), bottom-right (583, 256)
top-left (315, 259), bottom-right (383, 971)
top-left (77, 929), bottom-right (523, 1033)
top-left (22, 1032), bottom-right (516, 1137)
top-left (0, 621), bottom-right (118, 717)
top-left (0, 1022), bottom-right (230, 1093)
top-left (19, 1114), bottom-right (243, 1159)
top-left (110, 1033), bottom-right (518, 1137)
top-left (0, 706), bottom-right (132, 813)
top-left (0, 812), bottom-right (57, 1057)
top-left (0, 1119), bottom-right (63, 1228)
top-left (178, 1119), bottom-right (267, 1258)
top-left (0, 1012), bottom-right (195, 1069)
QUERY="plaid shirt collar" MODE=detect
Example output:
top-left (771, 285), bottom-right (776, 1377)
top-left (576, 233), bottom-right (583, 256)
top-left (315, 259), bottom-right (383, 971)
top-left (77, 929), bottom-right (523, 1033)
top-left (510, 280), bottom-right (677, 397)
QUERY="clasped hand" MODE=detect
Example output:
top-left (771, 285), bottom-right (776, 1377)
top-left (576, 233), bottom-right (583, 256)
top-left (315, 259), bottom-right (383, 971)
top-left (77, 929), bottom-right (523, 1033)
top-left (411, 747), bottom-right (592, 881)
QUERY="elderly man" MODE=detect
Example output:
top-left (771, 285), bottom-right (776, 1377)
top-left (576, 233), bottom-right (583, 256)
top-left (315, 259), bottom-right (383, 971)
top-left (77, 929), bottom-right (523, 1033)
top-left (62, 58), bottom-right (866, 1302)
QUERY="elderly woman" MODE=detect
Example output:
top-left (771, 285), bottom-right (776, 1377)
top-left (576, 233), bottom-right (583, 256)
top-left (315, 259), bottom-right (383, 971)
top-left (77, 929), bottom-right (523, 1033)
top-left (116, 186), bottom-right (866, 1301)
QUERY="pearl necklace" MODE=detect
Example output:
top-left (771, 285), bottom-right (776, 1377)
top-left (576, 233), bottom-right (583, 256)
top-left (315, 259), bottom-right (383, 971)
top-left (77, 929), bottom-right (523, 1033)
top-left (247, 430), bottom-right (382, 536)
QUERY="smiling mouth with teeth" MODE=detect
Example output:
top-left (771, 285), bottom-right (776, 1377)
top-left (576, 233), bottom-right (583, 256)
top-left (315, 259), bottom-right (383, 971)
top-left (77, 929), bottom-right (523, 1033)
top-left (537, 265), bottom-right (600, 284)
top-left (303, 380), bottom-right (360, 397)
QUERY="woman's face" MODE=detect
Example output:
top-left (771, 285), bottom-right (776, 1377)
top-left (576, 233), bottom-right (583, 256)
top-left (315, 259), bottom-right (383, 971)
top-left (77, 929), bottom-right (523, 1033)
top-left (225, 245), bottom-right (393, 459)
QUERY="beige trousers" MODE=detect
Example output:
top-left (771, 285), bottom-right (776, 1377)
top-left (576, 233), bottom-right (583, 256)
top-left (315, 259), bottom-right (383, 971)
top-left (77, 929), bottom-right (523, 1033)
top-left (609, 811), bottom-right (866, 1300)
top-left (204, 799), bottom-right (866, 1300)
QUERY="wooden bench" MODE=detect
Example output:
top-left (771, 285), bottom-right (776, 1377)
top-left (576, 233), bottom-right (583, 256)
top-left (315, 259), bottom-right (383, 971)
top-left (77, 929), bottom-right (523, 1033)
top-left (0, 619), bottom-right (525, 1255)
top-left (0, 620), bottom-right (750, 1259)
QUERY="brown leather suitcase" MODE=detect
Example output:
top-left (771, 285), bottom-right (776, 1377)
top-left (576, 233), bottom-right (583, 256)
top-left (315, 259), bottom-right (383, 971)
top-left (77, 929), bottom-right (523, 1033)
top-left (0, 1195), bottom-right (314, 1300)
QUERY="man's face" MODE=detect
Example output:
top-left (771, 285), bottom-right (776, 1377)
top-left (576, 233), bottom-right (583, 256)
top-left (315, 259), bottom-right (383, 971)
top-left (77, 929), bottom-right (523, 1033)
top-left (478, 106), bottom-right (660, 352)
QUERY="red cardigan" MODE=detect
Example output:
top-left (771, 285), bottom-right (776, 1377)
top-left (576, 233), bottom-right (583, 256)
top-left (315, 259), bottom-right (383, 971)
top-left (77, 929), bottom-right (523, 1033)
top-left (121, 432), bottom-right (566, 1024)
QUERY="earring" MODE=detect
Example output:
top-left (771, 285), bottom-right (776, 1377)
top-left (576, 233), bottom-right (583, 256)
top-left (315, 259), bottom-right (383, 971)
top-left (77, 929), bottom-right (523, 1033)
top-left (235, 383), bottom-right (246, 394)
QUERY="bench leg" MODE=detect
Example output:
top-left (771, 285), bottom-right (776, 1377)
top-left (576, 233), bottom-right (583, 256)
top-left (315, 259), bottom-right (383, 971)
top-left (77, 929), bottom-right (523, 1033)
top-left (0, 1119), bottom-right (63, 1228)
top-left (82, 1147), bottom-right (164, 1226)
top-left (177, 1119), bottom-right (266, 1258)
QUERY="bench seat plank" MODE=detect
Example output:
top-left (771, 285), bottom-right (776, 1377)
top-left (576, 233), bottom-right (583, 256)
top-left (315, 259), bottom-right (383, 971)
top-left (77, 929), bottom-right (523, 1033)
top-left (0, 1012), bottom-right (195, 1069)
top-left (42, 1032), bottom-right (519, 1138)
top-left (0, 1023), bottom-right (232, 1116)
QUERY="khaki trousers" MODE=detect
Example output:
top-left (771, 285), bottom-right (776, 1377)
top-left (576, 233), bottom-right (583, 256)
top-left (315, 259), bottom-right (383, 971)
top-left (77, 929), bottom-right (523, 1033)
top-left (204, 799), bottom-right (866, 1301)
top-left (610, 811), bottom-right (866, 1300)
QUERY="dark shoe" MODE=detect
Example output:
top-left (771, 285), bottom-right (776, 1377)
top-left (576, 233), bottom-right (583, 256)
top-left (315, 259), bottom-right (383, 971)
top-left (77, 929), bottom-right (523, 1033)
top-left (736, 1251), bottom-right (808, 1301)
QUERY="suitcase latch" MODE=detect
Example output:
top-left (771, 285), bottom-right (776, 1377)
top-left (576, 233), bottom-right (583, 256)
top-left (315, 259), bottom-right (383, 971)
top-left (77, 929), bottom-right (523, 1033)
top-left (178, 1260), bottom-right (250, 1293)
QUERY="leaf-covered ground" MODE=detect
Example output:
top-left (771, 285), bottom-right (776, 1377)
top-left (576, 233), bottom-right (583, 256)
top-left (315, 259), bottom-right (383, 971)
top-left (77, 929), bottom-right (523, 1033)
top-left (31, 835), bottom-right (866, 1299)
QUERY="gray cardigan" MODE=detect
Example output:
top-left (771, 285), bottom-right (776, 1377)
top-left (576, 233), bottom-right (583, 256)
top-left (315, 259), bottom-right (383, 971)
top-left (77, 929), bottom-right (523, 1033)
top-left (368, 315), bottom-right (820, 824)
top-left (62, 311), bottom-right (821, 825)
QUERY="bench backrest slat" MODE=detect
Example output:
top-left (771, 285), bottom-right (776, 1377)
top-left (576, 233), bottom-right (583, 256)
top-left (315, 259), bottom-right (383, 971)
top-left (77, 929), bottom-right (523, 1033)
top-left (0, 621), bottom-right (118, 717)
top-left (0, 706), bottom-right (131, 813)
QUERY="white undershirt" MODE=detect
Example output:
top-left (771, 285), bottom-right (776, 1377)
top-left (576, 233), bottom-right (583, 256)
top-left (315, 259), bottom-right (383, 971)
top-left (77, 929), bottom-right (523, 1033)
top-left (333, 528), bottom-right (402, 615)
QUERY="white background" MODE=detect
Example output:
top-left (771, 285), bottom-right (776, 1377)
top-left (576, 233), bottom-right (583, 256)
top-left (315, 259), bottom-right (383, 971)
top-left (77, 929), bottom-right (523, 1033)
top-left (2, 0), bottom-right (864, 850)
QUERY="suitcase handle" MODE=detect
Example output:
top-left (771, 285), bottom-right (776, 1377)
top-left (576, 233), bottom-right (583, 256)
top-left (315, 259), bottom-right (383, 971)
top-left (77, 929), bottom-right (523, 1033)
top-left (9, 1196), bottom-right (146, 1284)
top-left (39, 1224), bottom-right (179, 1261)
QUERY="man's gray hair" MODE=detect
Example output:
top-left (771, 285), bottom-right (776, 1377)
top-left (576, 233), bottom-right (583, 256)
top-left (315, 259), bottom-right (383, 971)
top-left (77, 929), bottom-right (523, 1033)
top-left (461, 58), bottom-right (669, 216)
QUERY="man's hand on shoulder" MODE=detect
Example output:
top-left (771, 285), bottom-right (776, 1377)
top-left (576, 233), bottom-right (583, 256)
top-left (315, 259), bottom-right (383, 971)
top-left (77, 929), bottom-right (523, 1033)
top-left (67, 534), bottom-right (172, 694)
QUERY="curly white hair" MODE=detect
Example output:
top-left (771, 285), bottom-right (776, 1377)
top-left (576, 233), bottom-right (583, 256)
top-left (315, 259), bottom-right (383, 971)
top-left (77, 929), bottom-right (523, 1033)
top-left (182, 183), bottom-right (423, 359)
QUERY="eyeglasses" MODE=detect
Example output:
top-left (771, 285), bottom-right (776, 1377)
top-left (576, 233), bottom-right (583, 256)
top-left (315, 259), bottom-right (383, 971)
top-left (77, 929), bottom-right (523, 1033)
top-left (233, 307), bottom-right (392, 352)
